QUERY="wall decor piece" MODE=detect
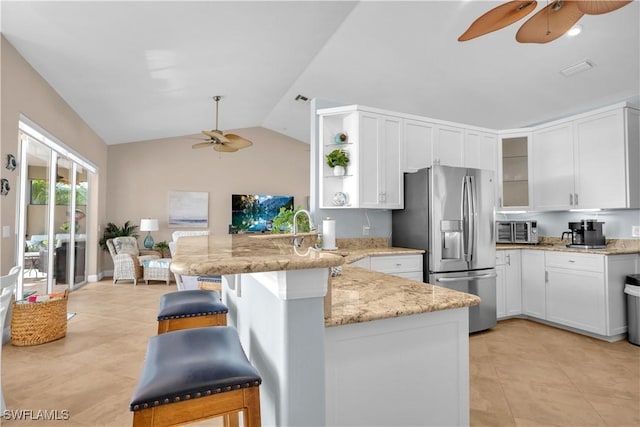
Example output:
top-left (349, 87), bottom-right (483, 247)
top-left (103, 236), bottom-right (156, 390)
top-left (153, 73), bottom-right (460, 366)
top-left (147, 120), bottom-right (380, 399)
top-left (6, 154), bottom-right (16, 171)
top-left (168, 191), bottom-right (208, 228)
top-left (1, 179), bottom-right (10, 196)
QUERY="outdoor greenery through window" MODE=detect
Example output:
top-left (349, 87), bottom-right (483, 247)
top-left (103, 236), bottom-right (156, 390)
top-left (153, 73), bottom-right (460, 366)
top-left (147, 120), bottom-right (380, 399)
top-left (30, 179), bottom-right (88, 205)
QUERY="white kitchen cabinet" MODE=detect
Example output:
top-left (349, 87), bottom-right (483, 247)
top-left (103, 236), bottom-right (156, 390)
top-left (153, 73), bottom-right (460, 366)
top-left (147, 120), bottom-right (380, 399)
top-left (352, 253), bottom-right (424, 281)
top-left (531, 122), bottom-right (574, 210)
top-left (402, 119), bottom-right (433, 173)
top-left (521, 250), bottom-right (546, 320)
top-left (531, 105), bottom-right (640, 211)
top-left (433, 124), bottom-right (465, 167)
top-left (545, 252), bottom-right (606, 335)
top-left (318, 106), bottom-right (403, 209)
top-left (497, 132), bottom-right (532, 209)
top-left (359, 112), bottom-right (403, 209)
top-left (496, 250), bottom-right (522, 319)
top-left (464, 129), bottom-right (497, 171)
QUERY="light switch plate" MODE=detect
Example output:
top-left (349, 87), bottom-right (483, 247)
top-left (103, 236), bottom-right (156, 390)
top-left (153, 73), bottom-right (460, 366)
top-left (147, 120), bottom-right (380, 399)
top-left (2, 225), bottom-right (10, 238)
top-left (632, 225), bottom-right (640, 238)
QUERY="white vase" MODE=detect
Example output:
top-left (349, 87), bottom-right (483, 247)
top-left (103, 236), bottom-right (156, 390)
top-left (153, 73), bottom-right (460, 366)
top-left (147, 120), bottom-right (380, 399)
top-left (333, 165), bottom-right (346, 176)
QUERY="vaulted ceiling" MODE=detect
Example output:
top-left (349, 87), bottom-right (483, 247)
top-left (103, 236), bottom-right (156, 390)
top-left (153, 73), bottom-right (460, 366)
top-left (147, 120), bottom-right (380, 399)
top-left (2, 1), bottom-right (638, 145)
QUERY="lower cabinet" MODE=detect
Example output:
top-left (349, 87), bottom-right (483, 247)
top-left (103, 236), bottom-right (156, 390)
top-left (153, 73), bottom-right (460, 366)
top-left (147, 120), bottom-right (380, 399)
top-left (352, 254), bottom-right (424, 281)
top-left (521, 250), bottom-right (546, 320)
top-left (496, 250), bottom-right (522, 319)
top-left (508, 249), bottom-right (638, 339)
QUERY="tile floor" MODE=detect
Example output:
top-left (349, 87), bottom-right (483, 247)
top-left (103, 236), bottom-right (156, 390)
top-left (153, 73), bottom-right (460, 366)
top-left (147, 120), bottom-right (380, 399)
top-left (2, 280), bottom-right (639, 426)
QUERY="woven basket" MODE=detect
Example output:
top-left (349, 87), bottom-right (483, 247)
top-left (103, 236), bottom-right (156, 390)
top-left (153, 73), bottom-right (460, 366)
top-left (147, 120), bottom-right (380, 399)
top-left (11, 289), bottom-right (69, 346)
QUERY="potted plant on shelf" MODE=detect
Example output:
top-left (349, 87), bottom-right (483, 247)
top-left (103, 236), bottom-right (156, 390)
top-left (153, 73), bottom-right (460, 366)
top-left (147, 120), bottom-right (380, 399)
top-left (326, 149), bottom-right (350, 176)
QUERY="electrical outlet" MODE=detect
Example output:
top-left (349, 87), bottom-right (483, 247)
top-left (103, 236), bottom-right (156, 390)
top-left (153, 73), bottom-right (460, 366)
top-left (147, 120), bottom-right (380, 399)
top-left (362, 225), bottom-right (370, 236)
top-left (632, 225), bottom-right (640, 238)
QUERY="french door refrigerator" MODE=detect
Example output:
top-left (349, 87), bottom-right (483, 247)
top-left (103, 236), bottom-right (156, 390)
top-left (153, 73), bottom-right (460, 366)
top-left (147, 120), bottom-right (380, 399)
top-left (392, 165), bottom-right (497, 333)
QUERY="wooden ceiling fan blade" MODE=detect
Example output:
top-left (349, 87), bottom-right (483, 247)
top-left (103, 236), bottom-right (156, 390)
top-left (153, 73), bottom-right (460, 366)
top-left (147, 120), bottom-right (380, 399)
top-left (225, 134), bottom-right (253, 149)
top-left (202, 130), bottom-right (230, 143)
top-left (516, 0), bottom-right (584, 43)
top-left (458, 1), bottom-right (538, 41)
top-left (577, 0), bottom-right (632, 15)
top-left (214, 144), bottom-right (238, 153)
top-left (192, 142), bottom-right (213, 149)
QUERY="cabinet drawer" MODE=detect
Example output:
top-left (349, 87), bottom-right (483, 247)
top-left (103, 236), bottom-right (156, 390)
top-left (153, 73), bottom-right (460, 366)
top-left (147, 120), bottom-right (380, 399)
top-left (370, 254), bottom-right (422, 274)
top-left (544, 252), bottom-right (604, 272)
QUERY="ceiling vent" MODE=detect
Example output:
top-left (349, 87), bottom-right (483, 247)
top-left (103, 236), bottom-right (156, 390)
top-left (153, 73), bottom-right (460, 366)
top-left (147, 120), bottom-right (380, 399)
top-left (560, 60), bottom-right (594, 77)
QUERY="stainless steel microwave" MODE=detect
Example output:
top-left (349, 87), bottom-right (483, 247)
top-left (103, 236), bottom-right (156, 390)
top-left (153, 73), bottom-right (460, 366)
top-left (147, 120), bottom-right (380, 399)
top-left (496, 220), bottom-right (538, 244)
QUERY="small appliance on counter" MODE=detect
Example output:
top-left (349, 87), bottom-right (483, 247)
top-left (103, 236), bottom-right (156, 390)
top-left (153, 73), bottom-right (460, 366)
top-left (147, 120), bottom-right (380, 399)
top-left (495, 220), bottom-right (538, 244)
top-left (566, 220), bottom-right (606, 249)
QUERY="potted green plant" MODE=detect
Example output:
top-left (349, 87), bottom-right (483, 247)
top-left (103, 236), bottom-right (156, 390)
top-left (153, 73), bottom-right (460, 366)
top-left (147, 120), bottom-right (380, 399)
top-left (326, 149), bottom-right (350, 176)
top-left (99, 220), bottom-right (139, 251)
top-left (154, 241), bottom-right (170, 258)
top-left (270, 206), bottom-right (310, 234)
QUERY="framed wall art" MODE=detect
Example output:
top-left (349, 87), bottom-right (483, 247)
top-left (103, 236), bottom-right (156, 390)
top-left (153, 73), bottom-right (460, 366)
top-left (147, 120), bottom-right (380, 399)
top-left (167, 191), bottom-right (208, 228)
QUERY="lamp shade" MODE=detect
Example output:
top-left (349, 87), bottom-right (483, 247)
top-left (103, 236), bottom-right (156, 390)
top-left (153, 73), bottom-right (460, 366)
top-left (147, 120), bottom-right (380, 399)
top-left (140, 218), bottom-right (159, 232)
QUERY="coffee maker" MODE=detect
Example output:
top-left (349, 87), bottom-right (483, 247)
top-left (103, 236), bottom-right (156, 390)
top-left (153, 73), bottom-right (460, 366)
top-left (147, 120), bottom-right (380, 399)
top-left (567, 220), bottom-right (606, 248)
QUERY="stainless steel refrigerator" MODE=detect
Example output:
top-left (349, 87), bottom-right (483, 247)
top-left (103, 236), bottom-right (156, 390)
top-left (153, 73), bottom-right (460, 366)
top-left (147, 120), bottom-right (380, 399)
top-left (392, 165), bottom-right (496, 333)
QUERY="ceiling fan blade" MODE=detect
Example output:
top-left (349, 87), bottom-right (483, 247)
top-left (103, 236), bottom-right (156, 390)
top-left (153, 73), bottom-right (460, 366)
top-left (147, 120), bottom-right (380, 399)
top-left (213, 144), bottom-right (238, 153)
top-left (577, 0), bottom-right (632, 15)
top-left (458, 1), bottom-right (537, 41)
top-left (202, 130), bottom-right (230, 143)
top-left (516, 0), bottom-right (584, 43)
top-left (192, 142), bottom-right (213, 149)
top-left (225, 134), bottom-right (254, 149)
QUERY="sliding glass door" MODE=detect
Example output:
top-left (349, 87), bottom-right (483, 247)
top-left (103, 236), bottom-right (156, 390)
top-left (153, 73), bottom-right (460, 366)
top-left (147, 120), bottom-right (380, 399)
top-left (17, 120), bottom-right (96, 298)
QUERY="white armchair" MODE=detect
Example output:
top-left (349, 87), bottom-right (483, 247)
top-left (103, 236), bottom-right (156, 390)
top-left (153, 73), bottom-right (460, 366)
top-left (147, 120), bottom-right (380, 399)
top-left (169, 230), bottom-right (209, 291)
top-left (107, 237), bottom-right (160, 285)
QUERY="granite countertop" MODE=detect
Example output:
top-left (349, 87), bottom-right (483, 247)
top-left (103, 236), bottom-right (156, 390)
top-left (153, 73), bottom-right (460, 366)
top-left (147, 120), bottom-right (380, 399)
top-left (324, 265), bottom-right (480, 327)
top-left (170, 233), bottom-right (344, 276)
top-left (496, 237), bottom-right (640, 255)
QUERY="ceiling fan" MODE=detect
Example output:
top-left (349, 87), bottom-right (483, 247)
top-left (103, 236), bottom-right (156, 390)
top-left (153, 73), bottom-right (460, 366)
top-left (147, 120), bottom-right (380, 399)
top-left (192, 96), bottom-right (253, 152)
top-left (458, 0), bottom-right (632, 44)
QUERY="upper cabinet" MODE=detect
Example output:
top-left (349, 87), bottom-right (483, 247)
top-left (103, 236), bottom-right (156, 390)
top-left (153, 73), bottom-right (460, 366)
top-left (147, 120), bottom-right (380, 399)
top-left (403, 119), bottom-right (433, 173)
top-left (318, 106), bottom-right (403, 210)
top-left (531, 105), bottom-right (640, 210)
top-left (498, 132), bottom-right (532, 209)
top-left (433, 124), bottom-right (465, 167)
top-left (464, 129), bottom-right (498, 171)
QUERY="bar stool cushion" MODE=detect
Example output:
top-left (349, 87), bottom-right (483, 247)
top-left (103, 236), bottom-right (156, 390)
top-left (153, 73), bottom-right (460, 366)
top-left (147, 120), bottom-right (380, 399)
top-left (157, 290), bottom-right (227, 321)
top-left (130, 327), bottom-right (261, 411)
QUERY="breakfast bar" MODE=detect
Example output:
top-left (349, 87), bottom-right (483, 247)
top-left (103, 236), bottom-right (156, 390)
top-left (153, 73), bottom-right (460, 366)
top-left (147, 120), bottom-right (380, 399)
top-left (171, 234), bottom-right (480, 426)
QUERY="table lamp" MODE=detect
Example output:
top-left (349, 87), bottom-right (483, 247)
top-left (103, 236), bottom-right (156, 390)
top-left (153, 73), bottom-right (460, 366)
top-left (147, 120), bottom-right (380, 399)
top-left (140, 218), bottom-right (159, 249)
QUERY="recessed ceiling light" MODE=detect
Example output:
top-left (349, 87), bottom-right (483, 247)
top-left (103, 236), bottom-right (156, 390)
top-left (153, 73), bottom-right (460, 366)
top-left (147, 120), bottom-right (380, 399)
top-left (560, 60), bottom-right (594, 77)
top-left (567, 24), bottom-right (582, 37)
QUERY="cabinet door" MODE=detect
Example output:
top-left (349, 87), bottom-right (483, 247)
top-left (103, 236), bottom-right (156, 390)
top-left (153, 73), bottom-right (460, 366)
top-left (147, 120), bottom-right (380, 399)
top-left (531, 122), bottom-right (574, 210)
top-left (380, 117), bottom-right (403, 209)
top-left (521, 250), bottom-right (546, 319)
top-left (465, 130), bottom-right (497, 171)
top-left (505, 250), bottom-right (522, 316)
top-left (359, 113), bottom-right (403, 209)
top-left (496, 264), bottom-right (507, 319)
top-left (403, 119), bottom-right (433, 173)
top-left (573, 109), bottom-right (627, 209)
top-left (499, 133), bottom-right (531, 209)
top-left (433, 124), bottom-right (465, 167)
top-left (546, 268), bottom-right (605, 335)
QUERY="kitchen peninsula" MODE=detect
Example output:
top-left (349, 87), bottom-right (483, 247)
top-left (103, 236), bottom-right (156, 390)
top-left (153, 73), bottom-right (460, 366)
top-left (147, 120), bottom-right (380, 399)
top-left (171, 234), bottom-right (480, 426)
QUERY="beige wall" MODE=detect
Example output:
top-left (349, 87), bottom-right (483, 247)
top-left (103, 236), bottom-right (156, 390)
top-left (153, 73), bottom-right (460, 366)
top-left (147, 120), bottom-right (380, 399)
top-left (106, 127), bottom-right (310, 250)
top-left (0, 36), bottom-right (108, 276)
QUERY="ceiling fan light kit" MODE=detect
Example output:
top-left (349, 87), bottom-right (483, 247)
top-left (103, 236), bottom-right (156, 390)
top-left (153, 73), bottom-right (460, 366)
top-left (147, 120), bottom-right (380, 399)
top-left (459, 0), bottom-right (632, 44)
top-left (192, 95), bottom-right (253, 152)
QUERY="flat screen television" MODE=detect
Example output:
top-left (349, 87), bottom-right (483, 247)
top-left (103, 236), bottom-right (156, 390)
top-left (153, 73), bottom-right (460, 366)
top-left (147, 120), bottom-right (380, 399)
top-left (231, 194), bottom-right (294, 233)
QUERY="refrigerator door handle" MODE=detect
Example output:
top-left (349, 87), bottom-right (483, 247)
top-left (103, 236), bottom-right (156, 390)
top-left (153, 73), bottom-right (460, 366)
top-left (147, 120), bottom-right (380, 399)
top-left (462, 175), bottom-right (475, 263)
top-left (436, 273), bottom-right (498, 283)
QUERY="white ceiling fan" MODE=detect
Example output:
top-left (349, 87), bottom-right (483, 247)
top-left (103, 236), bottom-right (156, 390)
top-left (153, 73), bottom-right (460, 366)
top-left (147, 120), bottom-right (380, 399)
top-left (192, 96), bottom-right (253, 152)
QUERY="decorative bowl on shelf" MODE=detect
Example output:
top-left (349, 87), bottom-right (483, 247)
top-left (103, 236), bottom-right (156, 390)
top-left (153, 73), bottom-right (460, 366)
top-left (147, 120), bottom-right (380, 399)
top-left (332, 192), bottom-right (348, 206)
top-left (334, 132), bottom-right (348, 144)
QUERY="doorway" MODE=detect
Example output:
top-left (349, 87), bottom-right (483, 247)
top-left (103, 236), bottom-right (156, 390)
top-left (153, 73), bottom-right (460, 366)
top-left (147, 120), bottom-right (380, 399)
top-left (16, 120), bottom-right (96, 299)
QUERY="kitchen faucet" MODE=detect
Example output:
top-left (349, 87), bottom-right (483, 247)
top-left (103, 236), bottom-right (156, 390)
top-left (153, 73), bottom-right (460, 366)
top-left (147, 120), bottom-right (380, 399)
top-left (292, 209), bottom-right (313, 248)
